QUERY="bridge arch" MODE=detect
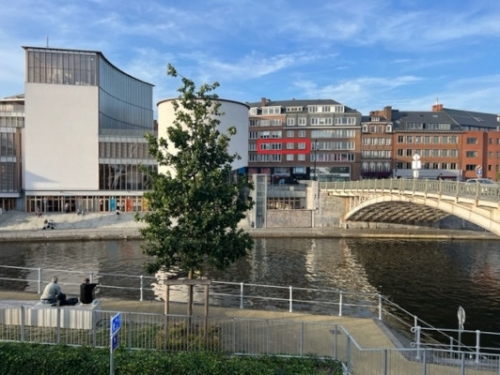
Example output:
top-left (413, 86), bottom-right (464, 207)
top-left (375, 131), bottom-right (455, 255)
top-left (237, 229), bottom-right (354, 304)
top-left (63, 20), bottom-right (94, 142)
top-left (343, 194), bottom-right (500, 236)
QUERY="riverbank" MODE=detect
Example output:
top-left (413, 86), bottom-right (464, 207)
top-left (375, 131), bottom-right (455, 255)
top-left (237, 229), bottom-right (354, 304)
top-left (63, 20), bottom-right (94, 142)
top-left (0, 211), bottom-right (498, 241)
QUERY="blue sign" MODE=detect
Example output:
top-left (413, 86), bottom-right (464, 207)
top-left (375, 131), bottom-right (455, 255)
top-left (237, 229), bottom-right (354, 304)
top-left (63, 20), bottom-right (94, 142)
top-left (111, 312), bottom-right (121, 336)
top-left (111, 333), bottom-right (119, 352)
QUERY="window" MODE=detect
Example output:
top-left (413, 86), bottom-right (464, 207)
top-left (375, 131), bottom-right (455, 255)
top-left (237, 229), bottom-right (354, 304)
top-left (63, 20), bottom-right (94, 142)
top-left (334, 117), bottom-right (356, 125)
top-left (450, 149), bottom-right (458, 157)
top-left (262, 107), bottom-right (281, 115)
top-left (298, 142), bottom-right (306, 149)
top-left (432, 149), bottom-right (439, 157)
top-left (432, 163), bottom-right (439, 169)
top-left (442, 163), bottom-right (448, 169)
top-left (286, 142), bottom-right (294, 149)
top-left (466, 137), bottom-right (478, 145)
top-left (286, 154), bottom-right (294, 161)
top-left (311, 117), bottom-right (333, 125)
top-left (433, 136), bottom-right (439, 144)
top-left (423, 149), bottom-right (430, 157)
top-left (441, 149), bottom-right (448, 157)
top-left (415, 136), bottom-right (421, 144)
top-left (406, 136), bottom-right (413, 143)
top-left (466, 165), bottom-right (476, 171)
top-left (298, 118), bottom-right (306, 126)
top-left (398, 135), bottom-right (404, 143)
top-left (466, 151), bottom-right (478, 157)
top-left (249, 108), bottom-right (258, 116)
top-left (442, 136), bottom-right (448, 144)
top-left (298, 130), bottom-right (306, 137)
top-left (450, 136), bottom-right (457, 144)
top-left (298, 154), bottom-right (306, 161)
top-left (406, 149), bottom-right (412, 156)
top-left (450, 163), bottom-right (457, 169)
top-left (397, 149), bottom-right (403, 156)
top-left (286, 130), bottom-right (294, 137)
top-left (286, 118), bottom-right (295, 126)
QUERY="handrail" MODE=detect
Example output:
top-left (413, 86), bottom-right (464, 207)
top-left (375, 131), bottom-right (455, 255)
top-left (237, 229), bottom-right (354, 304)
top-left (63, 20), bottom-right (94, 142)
top-left (323, 178), bottom-right (500, 204)
top-left (0, 263), bottom-right (473, 352)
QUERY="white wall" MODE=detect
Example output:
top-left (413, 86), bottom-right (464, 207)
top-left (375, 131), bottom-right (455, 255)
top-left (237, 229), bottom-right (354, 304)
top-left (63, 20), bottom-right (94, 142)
top-left (24, 84), bottom-right (99, 191)
top-left (157, 99), bottom-right (249, 175)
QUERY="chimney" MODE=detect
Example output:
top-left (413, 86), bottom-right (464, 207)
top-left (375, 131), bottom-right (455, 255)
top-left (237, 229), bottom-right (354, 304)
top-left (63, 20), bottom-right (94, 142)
top-left (432, 98), bottom-right (443, 112)
top-left (261, 97), bottom-right (267, 107)
top-left (383, 106), bottom-right (392, 121)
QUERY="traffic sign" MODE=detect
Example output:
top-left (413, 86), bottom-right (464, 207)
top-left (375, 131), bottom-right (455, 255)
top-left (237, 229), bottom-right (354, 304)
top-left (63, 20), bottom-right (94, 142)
top-left (111, 333), bottom-right (119, 352)
top-left (111, 312), bottom-right (121, 336)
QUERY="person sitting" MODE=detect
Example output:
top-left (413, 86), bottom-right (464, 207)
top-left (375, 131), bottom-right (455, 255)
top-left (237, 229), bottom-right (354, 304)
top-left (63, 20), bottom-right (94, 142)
top-left (40, 276), bottom-right (62, 305)
top-left (40, 276), bottom-right (78, 306)
top-left (80, 278), bottom-right (98, 304)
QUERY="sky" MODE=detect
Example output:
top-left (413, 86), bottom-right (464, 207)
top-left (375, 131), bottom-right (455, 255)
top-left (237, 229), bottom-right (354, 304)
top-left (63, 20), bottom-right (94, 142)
top-left (1, 0), bottom-right (500, 117)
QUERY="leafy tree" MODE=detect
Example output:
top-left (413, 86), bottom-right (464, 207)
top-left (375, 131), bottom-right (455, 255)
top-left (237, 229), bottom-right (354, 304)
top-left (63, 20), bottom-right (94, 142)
top-left (138, 64), bottom-right (254, 314)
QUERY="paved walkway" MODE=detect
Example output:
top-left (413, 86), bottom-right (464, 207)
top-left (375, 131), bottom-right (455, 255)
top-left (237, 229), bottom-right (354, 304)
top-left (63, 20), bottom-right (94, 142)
top-left (0, 211), bottom-right (496, 241)
top-left (0, 290), bottom-right (396, 350)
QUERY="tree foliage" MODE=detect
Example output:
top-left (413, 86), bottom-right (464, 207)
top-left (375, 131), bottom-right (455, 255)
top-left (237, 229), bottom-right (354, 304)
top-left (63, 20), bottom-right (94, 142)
top-left (138, 64), bottom-right (254, 278)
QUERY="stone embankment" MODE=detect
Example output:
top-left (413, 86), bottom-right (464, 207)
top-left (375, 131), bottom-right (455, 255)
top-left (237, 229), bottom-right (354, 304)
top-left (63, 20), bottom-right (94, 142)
top-left (0, 211), bottom-right (497, 241)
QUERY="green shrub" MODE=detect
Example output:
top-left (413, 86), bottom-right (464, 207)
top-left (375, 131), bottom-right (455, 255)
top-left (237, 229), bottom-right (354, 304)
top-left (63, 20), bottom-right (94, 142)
top-left (0, 342), bottom-right (342, 375)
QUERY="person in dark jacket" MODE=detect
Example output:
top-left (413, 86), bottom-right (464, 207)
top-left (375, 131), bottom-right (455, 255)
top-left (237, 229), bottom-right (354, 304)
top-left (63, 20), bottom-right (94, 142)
top-left (80, 278), bottom-right (98, 304)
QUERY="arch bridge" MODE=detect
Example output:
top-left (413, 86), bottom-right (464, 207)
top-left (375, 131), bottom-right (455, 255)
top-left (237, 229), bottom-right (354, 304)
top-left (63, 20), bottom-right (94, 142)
top-left (323, 179), bottom-right (500, 236)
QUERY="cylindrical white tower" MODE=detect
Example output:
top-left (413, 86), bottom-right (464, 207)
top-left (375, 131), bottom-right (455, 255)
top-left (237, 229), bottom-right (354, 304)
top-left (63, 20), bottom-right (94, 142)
top-left (157, 98), bottom-right (249, 175)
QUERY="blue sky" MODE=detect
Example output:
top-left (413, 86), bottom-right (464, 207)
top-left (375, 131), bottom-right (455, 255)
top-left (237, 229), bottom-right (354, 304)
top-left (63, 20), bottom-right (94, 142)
top-left (1, 0), bottom-right (500, 116)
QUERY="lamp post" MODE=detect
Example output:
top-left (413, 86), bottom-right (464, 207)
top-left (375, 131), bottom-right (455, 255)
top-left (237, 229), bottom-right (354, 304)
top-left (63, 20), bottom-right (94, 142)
top-left (313, 139), bottom-right (318, 181)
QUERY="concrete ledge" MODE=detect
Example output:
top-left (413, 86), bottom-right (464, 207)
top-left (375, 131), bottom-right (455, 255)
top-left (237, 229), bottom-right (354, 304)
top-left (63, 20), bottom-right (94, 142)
top-left (0, 300), bottom-right (102, 329)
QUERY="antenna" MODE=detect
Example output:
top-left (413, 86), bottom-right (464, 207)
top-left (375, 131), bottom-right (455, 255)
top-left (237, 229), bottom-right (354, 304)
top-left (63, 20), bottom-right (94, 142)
top-left (435, 97), bottom-right (439, 105)
top-left (46, 37), bottom-right (49, 48)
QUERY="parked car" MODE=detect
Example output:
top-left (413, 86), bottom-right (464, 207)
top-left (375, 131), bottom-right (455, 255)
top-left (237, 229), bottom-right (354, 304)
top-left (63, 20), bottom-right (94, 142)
top-left (465, 178), bottom-right (499, 193)
top-left (465, 178), bottom-right (496, 184)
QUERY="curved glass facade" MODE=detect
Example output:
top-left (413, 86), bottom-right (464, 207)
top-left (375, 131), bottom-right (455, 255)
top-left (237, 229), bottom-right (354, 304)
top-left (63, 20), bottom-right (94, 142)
top-left (99, 58), bottom-right (153, 136)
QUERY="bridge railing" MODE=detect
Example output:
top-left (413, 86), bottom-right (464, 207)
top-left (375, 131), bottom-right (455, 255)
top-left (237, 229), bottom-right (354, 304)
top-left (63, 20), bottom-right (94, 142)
top-left (321, 178), bottom-right (500, 204)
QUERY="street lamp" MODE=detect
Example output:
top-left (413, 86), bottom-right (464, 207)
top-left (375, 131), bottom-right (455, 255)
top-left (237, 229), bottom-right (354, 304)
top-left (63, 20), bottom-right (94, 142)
top-left (313, 139), bottom-right (318, 181)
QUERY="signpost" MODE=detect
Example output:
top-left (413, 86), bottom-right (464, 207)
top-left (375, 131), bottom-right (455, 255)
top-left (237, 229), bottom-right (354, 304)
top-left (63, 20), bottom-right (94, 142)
top-left (457, 306), bottom-right (466, 351)
top-left (110, 312), bottom-right (121, 375)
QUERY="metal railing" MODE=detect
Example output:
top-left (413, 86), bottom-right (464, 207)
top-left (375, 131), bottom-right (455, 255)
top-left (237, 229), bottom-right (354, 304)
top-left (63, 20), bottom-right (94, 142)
top-left (1, 305), bottom-right (499, 375)
top-left (322, 178), bottom-right (500, 204)
top-left (0, 264), bottom-right (496, 355)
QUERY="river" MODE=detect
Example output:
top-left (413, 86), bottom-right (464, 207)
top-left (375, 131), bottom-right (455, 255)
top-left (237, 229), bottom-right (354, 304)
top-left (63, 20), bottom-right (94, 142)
top-left (1, 237), bottom-right (499, 347)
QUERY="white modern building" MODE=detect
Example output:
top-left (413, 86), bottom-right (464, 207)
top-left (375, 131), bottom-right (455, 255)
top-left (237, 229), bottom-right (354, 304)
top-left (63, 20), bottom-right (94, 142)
top-left (0, 94), bottom-right (24, 211)
top-left (156, 98), bottom-right (249, 175)
top-left (23, 46), bottom-right (156, 213)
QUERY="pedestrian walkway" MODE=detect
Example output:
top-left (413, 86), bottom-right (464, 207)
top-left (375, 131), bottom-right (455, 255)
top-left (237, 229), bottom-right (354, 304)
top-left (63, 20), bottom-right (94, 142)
top-left (0, 290), bottom-right (396, 350)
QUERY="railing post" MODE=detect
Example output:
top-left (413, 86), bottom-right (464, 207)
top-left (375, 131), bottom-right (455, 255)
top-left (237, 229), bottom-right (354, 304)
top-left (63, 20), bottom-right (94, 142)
top-left (239, 282), bottom-right (244, 309)
top-left (37, 268), bottom-right (42, 294)
top-left (383, 349), bottom-right (388, 375)
top-left (339, 291), bottom-right (343, 317)
top-left (460, 352), bottom-right (466, 375)
top-left (232, 318), bottom-right (236, 353)
top-left (139, 275), bottom-right (143, 301)
top-left (423, 349), bottom-right (427, 375)
top-left (476, 330), bottom-right (481, 364)
top-left (56, 307), bottom-right (61, 344)
top-left (346, 335), bottom-right (351, 373)
top-left (378, 294), bottom-right (382, 320)
top-left (266, 319), bottom-right (270, 355)
top-left (300, 321), bottom-right (304, 357)
top-left (289, 286), bottom-right (293, 313)
top-left (20, 306), bottom-right (25, 342)
top-left (89, 271), bottom-right (94, 284)
top-left (415, 326), bottom-right (421, 360)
